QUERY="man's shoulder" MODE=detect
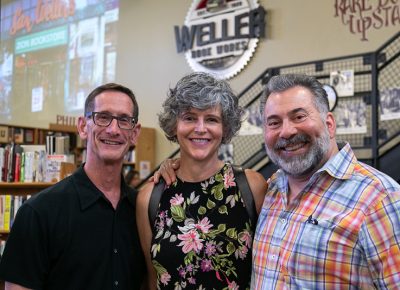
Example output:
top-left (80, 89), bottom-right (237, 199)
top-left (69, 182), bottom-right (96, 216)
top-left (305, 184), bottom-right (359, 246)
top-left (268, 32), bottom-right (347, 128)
top-left (353, 161), bottom-right (400, 192)
top-left (26, 174), bottom-right (77, 209)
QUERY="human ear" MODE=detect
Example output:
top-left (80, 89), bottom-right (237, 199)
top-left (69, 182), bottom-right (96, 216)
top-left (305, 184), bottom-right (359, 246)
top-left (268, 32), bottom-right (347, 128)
top-left (325, 112), bottom-right (336, 138)
top-left (77, 116), bottom-right (88, 140)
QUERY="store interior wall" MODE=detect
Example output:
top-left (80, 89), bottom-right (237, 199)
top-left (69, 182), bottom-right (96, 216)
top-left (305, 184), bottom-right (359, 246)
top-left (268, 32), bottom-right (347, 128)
top-left (2, 0), bottom-right (399, 165)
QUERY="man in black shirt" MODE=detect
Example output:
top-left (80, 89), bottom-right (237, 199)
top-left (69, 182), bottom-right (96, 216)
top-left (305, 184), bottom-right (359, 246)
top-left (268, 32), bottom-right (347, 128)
top-left (0, 83), bottom-right (145, 290)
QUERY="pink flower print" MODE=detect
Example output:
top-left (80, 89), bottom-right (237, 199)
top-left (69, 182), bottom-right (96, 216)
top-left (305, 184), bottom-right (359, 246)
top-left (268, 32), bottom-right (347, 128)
top-left (195, 217), bottom-right (213, 233)
top-left (177, 229), bottom-right (203, 254)
top-left (178, 267), bottom-right (186, 278)
top-left (228, 281), bottom-right (239, 290)
top-left (170, 193), bottom-right (184, 206)
top-left (186, 264), bottom-right (194, 272)
top-left (224, 171), bottom-right (236, 188)
top-left (200, 259), bottom-right (213, 272)
top-left (205, 241), bottom-right (217, 257)
top-left (216, 271), bottom-right (223, 281)
top-left (160, 272), bottom-right (171, 286)
top-left (239, 230), bottom-right (252, 247)
top-left (188, 277), bottom-right (196, 284)
top-left (235, 245), bottom-right (248, 260)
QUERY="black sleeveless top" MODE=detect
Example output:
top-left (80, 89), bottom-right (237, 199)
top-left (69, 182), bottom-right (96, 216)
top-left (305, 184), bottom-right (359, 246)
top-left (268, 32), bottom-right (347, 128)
top-left (151, 163), bottom-right (253, 289)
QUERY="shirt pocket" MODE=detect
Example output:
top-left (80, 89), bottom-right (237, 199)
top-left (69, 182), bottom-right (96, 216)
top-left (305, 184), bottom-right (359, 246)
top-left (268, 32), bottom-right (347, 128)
top-left (284, 219), bottom-right (337, 279)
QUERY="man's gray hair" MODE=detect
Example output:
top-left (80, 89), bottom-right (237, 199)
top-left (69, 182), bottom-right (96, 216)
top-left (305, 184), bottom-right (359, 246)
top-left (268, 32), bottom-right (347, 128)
top-left (260, 74), bottom-right (329, 118)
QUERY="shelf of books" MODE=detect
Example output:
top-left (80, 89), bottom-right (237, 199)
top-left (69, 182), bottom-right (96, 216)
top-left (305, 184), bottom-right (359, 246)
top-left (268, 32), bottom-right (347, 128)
top-left (0, 182), bottom-right (55, 262)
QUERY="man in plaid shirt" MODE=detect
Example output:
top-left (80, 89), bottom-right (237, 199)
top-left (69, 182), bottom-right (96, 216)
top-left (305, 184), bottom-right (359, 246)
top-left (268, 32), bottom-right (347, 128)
top-left (252, 73), bottom-right (400, 289)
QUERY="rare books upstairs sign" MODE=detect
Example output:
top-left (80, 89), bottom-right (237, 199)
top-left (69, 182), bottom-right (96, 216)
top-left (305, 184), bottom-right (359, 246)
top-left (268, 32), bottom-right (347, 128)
top-left (174, 0), bottom-right (266, 79)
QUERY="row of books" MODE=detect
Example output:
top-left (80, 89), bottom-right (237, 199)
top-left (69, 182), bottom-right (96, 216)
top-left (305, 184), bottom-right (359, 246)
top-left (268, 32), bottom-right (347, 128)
top-left (45, 133), bottom-right (71, 155)
top-left (0, 125), bottom-right (83, 150)
top-left (0, 126), bottom-right (34, 144)
top-left (0, 144), bottom-right (75, 183)
top-left (0, 144), bottom-right (46, 183)
top-left (0, 194), bottom-right (31, 232)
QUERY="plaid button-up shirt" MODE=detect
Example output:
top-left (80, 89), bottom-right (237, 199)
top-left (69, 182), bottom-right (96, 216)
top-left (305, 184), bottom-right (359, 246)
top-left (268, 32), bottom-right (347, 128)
top-left (252, 143), bottom-right (400, 289)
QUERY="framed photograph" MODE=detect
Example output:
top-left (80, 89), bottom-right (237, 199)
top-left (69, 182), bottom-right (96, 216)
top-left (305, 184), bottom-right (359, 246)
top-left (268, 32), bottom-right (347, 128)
top-left (330, 69), bottom-right (354, 97)
top-left (379, 87), bottom-right (400, 121)
top-left (334, 98), bottom-right (367, 135)
top-left (218, 143), bottom-right (234, 163)
top-left (0, 126), bottom-right (9, 143)
top-left (24, 129), bottom-right (35, 144)
top-left (238, 102), bottom-right (263, 136)
top-left (14, 128), bottom-right (24, 143)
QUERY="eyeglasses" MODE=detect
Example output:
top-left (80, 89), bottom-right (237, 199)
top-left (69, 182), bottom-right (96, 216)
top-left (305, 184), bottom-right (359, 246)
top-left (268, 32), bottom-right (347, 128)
top-left (85, 112), bottom-right (136, 130)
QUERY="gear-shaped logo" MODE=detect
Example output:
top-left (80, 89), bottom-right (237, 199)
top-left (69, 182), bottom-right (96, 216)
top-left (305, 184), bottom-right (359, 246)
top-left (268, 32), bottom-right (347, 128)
top-left (174, 0), bottom-right (265, 79)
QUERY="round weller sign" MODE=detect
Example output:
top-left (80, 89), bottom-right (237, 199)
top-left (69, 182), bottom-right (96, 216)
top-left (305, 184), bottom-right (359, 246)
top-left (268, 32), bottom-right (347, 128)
top-left (175, 0), bottom-right (265, 79)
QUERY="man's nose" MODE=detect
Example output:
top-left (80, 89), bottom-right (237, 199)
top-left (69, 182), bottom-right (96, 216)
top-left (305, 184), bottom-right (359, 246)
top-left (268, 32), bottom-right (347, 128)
top-left (279, 120), bottom-right (297, 139)
top-left (106, 118), bottom-right (120, 132)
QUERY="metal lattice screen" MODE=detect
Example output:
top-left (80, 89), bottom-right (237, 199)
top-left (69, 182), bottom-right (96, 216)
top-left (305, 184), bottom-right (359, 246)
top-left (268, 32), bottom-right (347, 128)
top-left (231, 31), bottom-right (400, 170)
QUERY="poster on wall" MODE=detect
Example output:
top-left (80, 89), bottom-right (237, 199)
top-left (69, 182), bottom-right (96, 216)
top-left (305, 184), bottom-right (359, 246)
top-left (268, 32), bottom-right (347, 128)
top-left (334, 98), bottom-right (367, 135)
top-left (0, 0), bottom-right (120, 125)
top-left (330, 70), bottom-right (354, 97)
top-left (238, 103), bottom-right (263, 136)
top-left (379, 87), bottom-right (400, 121)
top-left (218, 144), bottom-right (234, 163)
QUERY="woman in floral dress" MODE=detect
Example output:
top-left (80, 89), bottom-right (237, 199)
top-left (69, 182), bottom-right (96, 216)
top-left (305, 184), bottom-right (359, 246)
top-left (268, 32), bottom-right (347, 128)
top-left (136, 72), bottom-right (267, 290)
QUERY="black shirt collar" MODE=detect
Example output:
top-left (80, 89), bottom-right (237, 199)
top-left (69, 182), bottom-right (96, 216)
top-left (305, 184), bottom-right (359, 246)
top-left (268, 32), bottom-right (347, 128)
top-left (72, 164), bottom-right (137, 210)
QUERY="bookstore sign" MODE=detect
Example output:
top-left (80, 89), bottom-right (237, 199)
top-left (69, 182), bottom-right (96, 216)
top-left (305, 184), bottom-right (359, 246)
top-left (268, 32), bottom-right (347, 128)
top-left (174, 0), bottom-right (266, 79)
top-left (15, 26), bottom-right (68, 54)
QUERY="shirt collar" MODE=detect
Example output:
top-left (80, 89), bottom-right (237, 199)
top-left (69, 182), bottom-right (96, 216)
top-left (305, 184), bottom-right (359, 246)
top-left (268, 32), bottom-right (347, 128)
top-left (270, 142), bottom-right (357, 192)
top-left (71, 164), bottom-right (136, 210)
top-left (318, 142), bottom-right (356, 180)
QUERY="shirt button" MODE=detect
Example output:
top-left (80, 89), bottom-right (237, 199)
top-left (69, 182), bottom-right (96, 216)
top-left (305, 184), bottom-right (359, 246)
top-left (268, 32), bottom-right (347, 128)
top-left (114, 280), bottom-right (119, 286)
top-left (271, 255), bottom-right (276, 260)
top-left (281, 218), bottom-right (286, 224)
top-left (114, 248), bottom-right (118, 254)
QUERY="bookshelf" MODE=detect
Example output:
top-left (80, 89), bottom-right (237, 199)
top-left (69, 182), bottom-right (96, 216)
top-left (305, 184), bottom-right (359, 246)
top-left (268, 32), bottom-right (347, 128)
top-left (0, 182), bottom-right (55, 290)
top-left (0, 125), bottom-right (155, 289)
top-left (0, 182), bottom-right (55, 234)
top-left (1, 123), bottom-right (155, 170)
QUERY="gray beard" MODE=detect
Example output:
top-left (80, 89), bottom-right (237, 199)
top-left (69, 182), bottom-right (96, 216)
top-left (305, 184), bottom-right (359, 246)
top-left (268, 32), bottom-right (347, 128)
top-left (265, 129), bottom-right (330, 177)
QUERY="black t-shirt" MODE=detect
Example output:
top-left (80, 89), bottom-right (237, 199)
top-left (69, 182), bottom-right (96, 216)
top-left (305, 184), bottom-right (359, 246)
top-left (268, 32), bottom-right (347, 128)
top-left (0, 165), bottom-right (145, 290)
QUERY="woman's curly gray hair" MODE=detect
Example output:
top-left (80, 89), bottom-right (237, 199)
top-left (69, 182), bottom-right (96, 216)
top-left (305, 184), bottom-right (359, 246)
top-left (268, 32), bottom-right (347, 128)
top-left (158, 72), bottom-right (244, 144)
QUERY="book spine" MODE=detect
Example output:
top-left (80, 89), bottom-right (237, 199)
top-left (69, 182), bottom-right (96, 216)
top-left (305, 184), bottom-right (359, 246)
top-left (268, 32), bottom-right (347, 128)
top-left (3, 195), bottom-right (12, 231)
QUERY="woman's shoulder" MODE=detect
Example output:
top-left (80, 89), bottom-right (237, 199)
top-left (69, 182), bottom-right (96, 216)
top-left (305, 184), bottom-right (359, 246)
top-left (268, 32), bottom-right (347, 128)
top-left (137, 181), bottom-right (156, 205)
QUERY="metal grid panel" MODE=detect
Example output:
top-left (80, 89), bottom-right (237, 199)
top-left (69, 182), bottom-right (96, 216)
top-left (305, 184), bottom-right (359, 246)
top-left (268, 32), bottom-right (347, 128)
top-left (231, 32), bottom-right (399, 169)
top-left (238, 79), bottom-right (264, 108)
top-left (378, 52), bottom-right (400, 145)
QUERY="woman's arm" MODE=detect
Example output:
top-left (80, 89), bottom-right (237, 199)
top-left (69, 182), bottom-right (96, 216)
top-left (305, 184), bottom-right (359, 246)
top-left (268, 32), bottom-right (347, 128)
top-left (136, 182), bottom-right (158, 290)
top-left (244, 170), bottom-right (268, 215)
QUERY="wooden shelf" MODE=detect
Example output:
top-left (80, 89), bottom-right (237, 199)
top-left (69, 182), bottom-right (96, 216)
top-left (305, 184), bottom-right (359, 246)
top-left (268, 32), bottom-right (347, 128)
top-left (0, 182), bottom-right (55, 195)
top-left (48, 123), bottom-right (78, 133)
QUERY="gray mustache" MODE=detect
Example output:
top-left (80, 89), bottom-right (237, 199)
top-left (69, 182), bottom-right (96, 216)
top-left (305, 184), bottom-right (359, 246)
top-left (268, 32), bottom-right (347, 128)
top-left (274, 134), bottom-right (311, 149)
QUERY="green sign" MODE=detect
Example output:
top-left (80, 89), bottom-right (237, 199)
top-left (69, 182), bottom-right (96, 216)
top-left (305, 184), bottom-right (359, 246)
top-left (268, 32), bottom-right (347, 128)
top-left (15, 26), bottom-right (68, 54)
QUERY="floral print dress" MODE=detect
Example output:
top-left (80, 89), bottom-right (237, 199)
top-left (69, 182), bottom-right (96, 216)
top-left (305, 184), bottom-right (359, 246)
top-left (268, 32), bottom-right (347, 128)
top-left (151, 163), bottom-right (253, 290)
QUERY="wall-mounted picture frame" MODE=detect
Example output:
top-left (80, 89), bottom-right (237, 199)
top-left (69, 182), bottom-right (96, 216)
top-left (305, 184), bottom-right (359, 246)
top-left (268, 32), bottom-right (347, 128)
top-left (334, 97), bottom-right (367, 135)
top-left (238, 102), bottom-right (263, 136)
top-left (330, 69), bottom-right (354, 97)
top-left (380, 87), bottom-right (400, 121)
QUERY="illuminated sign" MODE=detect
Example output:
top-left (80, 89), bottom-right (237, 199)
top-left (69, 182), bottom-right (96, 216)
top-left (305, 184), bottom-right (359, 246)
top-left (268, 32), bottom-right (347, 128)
top-left (15, 26), bottom-right (68, 54)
